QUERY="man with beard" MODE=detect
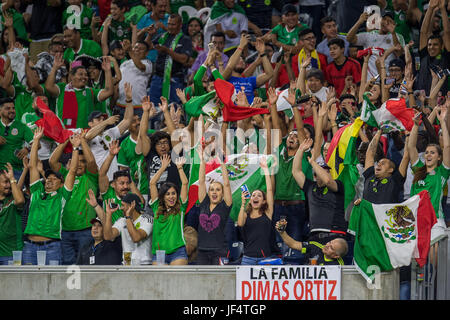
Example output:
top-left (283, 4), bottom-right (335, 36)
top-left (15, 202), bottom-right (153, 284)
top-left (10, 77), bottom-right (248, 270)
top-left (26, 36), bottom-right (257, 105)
top-left (0, 162), bottom-right (25, 264)
top-left (22, 127), bottom-right (78, 265)
top-left (62, 26), bottom-right (102, 64)
top-left (48, 130), bottom-right (99, 265)
top-left (269, 89), bottom-right (313, 264)
top-left (0, 98), bottom-right (34, 179)
top-left (222, 33), bottom-right (273, 104)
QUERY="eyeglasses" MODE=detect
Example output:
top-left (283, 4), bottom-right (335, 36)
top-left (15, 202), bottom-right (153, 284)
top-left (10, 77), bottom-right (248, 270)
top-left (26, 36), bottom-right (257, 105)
top-left (156, 141), bottom-right (169, 146)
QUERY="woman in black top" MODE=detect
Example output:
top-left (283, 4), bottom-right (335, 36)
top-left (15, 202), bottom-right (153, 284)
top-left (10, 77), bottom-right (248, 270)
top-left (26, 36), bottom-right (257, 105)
top-left (237, 157), bottom-right (275, 265)
top-left (196, 146), bottom-right (233, 265)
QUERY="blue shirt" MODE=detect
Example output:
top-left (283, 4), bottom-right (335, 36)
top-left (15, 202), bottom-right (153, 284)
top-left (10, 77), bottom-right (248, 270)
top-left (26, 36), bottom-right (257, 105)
top-left (228, 76), bottom-right (257, 104)
top-left (137, 13), bottom-right (169, 62)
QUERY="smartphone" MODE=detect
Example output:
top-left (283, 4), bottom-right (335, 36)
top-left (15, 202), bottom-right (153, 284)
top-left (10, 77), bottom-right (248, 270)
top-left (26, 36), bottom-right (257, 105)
top-left (385, 78), bottom-right (395, 85)
top-left (109, 202), bottom-right (119, 209)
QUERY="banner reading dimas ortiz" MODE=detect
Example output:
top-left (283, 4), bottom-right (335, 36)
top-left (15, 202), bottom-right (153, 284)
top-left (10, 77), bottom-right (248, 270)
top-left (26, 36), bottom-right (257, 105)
top-left (236, 266), bottom-right (341, 300)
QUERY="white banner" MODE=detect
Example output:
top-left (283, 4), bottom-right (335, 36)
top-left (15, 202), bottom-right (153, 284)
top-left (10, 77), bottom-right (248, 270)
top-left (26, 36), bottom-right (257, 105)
top-left (236, 266), bottom-right (341, 300)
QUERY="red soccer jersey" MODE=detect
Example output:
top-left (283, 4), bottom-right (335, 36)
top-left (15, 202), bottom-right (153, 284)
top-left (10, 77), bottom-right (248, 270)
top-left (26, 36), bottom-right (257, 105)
top-left (325, 57), bottom-right (362, 98)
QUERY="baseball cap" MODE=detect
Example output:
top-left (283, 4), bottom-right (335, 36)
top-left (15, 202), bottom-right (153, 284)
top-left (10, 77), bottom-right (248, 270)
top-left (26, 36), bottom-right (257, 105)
top-left (382, 11), bottom-right (395, 20)
top-left (389, 58), bottom-right (405, 70)
top-left (282, 4), bottom-right (297, 15)
top-left (88, 110), bottom-right (108, 123)
top-left (109, 40), bottom-right (123, 52)
top-left (44, 169), bottom-right (64, 182)
top-left (90, 217), bottom-right (103, 226)
top-left (122, 193), bottom-right (143, 213)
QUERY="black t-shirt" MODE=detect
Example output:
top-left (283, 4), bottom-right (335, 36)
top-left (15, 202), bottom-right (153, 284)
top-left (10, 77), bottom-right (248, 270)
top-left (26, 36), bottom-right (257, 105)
top-left (76, 238), bottom-right (123, 265)
top-left (29, 0), bottom-right (63, 40)
top-left (362, 166), bottom-right (405, 204)
top-left (240, 214), bottom-right (274, 258)
top-left (241, 0), bottom-right (274, 30)
top-left (146, 151), bottom-right (181, 191)
top-left (197, 197), bottom-right (232, 252)
top-left (154, 33), bottom-right (193, 79)
top-left (302, 179), bottom-right (347, 233)
top-left (302, 241), bottom-right (344, 266)
top-left (414, 47), bottom-right (449, 95)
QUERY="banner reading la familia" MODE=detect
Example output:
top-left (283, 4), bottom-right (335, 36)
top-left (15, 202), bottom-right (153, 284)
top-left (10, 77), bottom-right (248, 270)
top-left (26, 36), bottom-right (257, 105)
top-left (236, 266), bottom-right (341, 300)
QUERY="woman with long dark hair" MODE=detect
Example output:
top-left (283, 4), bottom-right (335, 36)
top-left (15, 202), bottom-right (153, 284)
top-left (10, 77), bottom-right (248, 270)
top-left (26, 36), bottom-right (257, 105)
top-left (237, 157), bottom-right (275, 265)
top-left (196, 145), bottom-right (233, 265)
top-left (408, 105), bottom-right (450, 240)
top-left (149, 154), bottom-right (189, 265)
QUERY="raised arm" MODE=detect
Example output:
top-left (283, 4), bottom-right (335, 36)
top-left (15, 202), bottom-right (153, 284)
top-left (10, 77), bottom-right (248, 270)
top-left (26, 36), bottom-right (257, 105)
top-left (29, 127), bottom-right (44, 184)
top-left (420, 0), bottom-right (439, 50)
top-left (198, 143), bottom-right (207, 203)
top-left (308, 156), bottom-right (339, 192)
top-left (44, 53), bottom-right (65, 98)
top-left (398, 136), bottom-right (410, 178)
top-left (136, 96), bottom-right (156, 156)
top-left (98, 56), bottom-right (114, 102)
top-left (347, 12), bottom-right (369, 44)
top-left (260, 157), bottom-right (273, 219)
top-left (175, 157), bottom-right (188, 203)
top-left (49, 138), bottom-right (70, 172)
top-left (254, 38), bottom-right (274, 87)
top-left (296, 57), bottom-right (311, 95)
top-left (275, 220), bottom-right (303, 251)
top-left (3, 163), bottom-right (24, 206)
top-left (365, 129), bottom-right (382, 170)
top-left (237, 191), bottom-right (249, 227)
top-left (407, 113), bottom-right (421, 165)
top-left (102, 199), bottom-right (121, 241)
top-left (98, 140), bottom-right (120, 194)
top-left (292, 138), bottom-right (312, 189)
top-left (65, 134), bottom-right (81, 191)
top-left (116, 82), bottom-right (134, 135)
top-left (80, 130), bottom-right (98, 174)
top-left (149, 154), bottom-right (171, 202)
top-left (222, 33), bottom-right (249, 80)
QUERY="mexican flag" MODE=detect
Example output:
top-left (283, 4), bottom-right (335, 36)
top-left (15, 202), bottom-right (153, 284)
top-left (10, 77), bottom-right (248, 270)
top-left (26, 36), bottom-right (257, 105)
top-left (326, 117), bottom-right (363, 210)
top-left (183, 90), bottom-right (221, 119)
top-left (348, 191), bottom-right (437, 283)
top-left (187, 153), bottom-right (274, 221)
top-left (361, 95), bottom-right (415, 132)
top-left (214, 79), bottom-right (270, 122)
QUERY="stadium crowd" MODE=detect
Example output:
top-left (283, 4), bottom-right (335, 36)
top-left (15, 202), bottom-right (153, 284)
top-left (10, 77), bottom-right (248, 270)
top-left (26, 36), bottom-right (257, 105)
top-left (0, 0), bottom-right (449, 299)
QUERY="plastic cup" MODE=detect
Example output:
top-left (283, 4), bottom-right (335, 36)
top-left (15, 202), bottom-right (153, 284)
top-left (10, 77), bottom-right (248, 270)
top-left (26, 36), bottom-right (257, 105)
top-left (131, 258), bottom-right (140, 266)
top-left (123, 252), bottom-right (132, 265)
top-left (12, 251), bottom-right (22, 266)
top-left (156, 250), bottom-right (165, 265)
top-left (310, 258), bottom-right (318, 265)
top-left (49, 260), bottom-right (59, 265)
top-left (36, 251), bottom-right (46, 266)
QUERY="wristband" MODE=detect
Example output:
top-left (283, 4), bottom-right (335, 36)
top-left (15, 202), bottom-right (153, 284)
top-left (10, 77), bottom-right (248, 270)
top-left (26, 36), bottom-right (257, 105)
top-left (125, 216), bottom-right (132, 220)
top-left (126, 99), bottom-right (132, 103)
top-left (259, 53), bottom-right (266, 58)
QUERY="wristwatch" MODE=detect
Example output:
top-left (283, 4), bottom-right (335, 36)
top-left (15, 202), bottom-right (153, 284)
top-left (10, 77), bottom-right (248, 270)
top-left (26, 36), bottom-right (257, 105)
top-left (125, 216), bottom-right (132, 220)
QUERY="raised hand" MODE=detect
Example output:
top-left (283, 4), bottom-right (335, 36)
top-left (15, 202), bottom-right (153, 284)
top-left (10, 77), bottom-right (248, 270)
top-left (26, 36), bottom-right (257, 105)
top-left (124, 82), bottom-right (133, 102)
top-left (299, 138), bottom-right (313, 152)
top-left (86, 189), bottom-right (98, 207)
top-left (159, 96), bottom-right (168, 112)
top-left (109, 140), bottom-right (120, 155)
top-left (3, 162), bottom-right (14, 181)
top-left (33, 126), bottom-right (44, 141)
top-left (267, 87), bottom-right (278, 106)
top-left (160, 153), bottom-right (171, 170)
top-left (175, 156), bottom-right (186, 169)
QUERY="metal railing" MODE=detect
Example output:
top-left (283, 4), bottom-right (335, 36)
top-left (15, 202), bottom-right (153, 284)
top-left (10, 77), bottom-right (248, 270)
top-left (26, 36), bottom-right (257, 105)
top-left (411, 233), bottom-right (448, 300)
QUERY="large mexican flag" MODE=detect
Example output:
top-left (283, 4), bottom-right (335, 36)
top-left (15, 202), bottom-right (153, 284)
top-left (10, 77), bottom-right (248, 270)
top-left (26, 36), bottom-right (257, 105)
top-left (187, 153), bottom-right (274, 221)
top-left (348, 191), bottom-right (437, 283)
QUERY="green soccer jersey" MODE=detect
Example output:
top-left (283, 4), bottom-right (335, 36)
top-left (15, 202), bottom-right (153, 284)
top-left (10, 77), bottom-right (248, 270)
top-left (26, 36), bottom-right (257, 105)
top-left (411, 160), bottom-right (450, 219)
top-left (55, 82), bottom-right (102, 129)
top-left (63, 39), bottom-right (102, 64)
top-left (62, 3), bottom-right (94, 39)
top-left (117, 135), bottom-right (149, 196)
top-left (100, 18), bottom-right (133, 42)
top-left (0, 119), bottom-right (34, 171)
top-left (101, 186), bottom-right (125, 224)
top-left (0, 195), bottom-right (23, 257)
top-left (274, 138), bottom-right (312, 201)
top-left (24, 181), bottom-right (72, 239)
top-left (150, 198), bottom-right (187, 255)
top-left (59, 166), bottom-right (99, 231)
top-left (271, 24), bottom-right (308, 46)
top-left (11, 72), bottom-right (34, 121)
